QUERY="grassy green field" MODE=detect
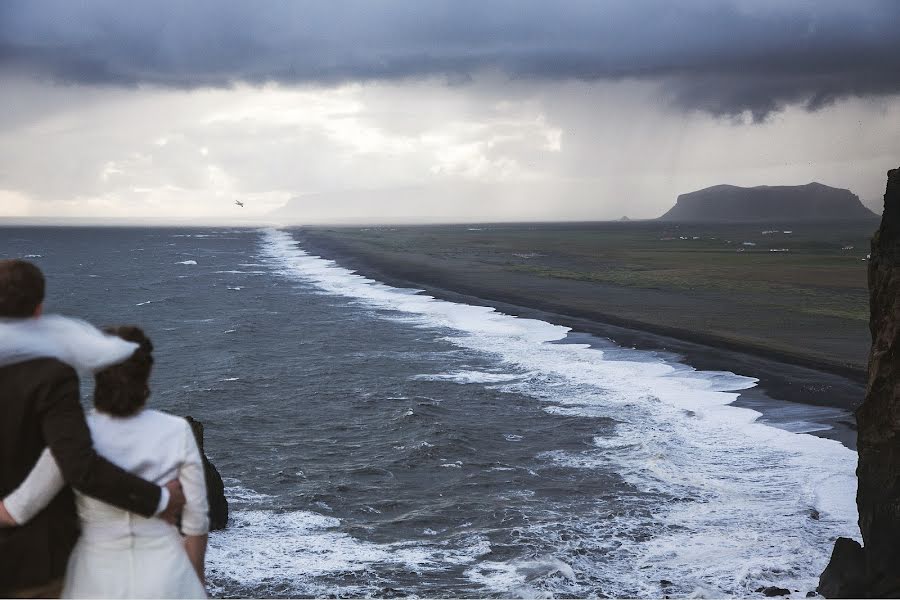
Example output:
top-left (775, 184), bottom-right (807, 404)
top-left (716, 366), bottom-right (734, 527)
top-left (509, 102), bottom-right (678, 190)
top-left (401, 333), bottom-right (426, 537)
top-left (321, 221), bottom-right (872, 319)
top-left (300, 220), bottom-right (878, 372)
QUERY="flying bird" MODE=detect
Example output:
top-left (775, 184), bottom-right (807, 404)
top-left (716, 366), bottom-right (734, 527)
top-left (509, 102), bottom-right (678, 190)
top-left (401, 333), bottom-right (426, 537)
top-left (235, 200), bottom-right (244, 207)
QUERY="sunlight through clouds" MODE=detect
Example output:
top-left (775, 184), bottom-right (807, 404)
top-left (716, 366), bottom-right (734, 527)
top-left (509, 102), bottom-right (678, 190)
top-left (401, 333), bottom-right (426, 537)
top-left (0, 75), bottom-right (897, 223)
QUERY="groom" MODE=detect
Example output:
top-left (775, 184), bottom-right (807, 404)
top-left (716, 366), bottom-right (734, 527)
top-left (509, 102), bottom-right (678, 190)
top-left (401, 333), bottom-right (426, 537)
top-left (0, 259), bottom-right (185, 597)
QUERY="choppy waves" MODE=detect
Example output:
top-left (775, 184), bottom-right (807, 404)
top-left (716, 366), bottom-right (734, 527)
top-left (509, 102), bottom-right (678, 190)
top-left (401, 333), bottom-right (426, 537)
top-left (217, 228), bottom-right (860, 598)
top-left (207, 483), bottom-right (492, 598)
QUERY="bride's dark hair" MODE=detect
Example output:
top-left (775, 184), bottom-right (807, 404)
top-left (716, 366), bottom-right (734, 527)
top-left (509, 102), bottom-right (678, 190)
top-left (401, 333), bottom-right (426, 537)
top-left (94, 325), bottom-right (154, 417)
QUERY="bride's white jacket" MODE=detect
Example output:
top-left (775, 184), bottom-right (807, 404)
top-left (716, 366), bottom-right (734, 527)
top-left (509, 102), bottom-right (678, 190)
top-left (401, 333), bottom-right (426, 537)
top-left (6, 408), bottom-right (209, 538)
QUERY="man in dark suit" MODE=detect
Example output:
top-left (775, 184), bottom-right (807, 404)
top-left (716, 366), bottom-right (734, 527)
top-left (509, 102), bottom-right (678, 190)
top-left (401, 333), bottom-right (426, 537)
top-left (0, 259), bottom-right (186, 597)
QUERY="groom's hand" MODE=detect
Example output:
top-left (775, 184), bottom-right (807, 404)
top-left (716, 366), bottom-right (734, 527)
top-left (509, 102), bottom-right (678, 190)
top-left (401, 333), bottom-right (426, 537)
top-left (158, 479), bottom-right (186, 524)
top-left (0, 500), bottom-right (18, 527)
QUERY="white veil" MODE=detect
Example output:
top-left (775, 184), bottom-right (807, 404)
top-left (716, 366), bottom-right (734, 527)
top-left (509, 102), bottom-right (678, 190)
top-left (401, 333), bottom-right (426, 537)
top-left (0, 314), bottom-right (138, 373)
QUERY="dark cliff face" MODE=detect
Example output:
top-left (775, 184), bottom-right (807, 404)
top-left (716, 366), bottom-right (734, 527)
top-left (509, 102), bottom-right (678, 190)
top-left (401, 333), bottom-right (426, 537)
top-left (185, 416), bottom-right (229, 531)
top-left (819, 168), bottom-right (900, 598)
top-left (856, 167), bottom-right (900, 596)
top-left (659, 182), bottom-right (879, 222)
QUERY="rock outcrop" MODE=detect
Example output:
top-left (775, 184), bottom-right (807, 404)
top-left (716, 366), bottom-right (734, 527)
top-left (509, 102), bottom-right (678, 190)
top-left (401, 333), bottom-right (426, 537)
top-left (818, 537), bottom-right (867, 597)
top-left (185, 416), bottom-right (229, 531)
top-left (819, 167), bottom-right (900, 597)
top-left (659, 182), bottom-right (878, 222)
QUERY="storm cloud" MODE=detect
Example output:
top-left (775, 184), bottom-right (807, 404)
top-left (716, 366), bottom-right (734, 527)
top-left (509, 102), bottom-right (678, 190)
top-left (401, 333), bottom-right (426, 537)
top-left (2, 0), bottom-right (899, 120)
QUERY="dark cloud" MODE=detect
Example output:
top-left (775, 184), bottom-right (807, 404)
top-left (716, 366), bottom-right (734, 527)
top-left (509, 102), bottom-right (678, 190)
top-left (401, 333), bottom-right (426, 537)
top-left (1, 0), bottom-right (899, 119)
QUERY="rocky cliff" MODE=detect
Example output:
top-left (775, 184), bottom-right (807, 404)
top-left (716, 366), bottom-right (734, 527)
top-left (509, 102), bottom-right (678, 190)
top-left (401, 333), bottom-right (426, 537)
top-left (659, 182), bottom-right (878, 222)
top-left (186, 416), bottom-right (229, 531)
top-left (819, 168), bottom-right (900, 597)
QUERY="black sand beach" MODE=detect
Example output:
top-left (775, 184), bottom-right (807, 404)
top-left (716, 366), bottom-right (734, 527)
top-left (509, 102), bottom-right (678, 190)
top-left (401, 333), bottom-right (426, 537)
top-left (290, 224), bottom-right (868, 449)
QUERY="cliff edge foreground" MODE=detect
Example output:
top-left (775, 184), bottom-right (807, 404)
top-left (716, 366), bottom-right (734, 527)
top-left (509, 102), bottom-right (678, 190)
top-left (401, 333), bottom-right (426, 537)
top-left (819, 168), bottom-right (900, 598)
top-left (186, 416), bottom-right (229, 531)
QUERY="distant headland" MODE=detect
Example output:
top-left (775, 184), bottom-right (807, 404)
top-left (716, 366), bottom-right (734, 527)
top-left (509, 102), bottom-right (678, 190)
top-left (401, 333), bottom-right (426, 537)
top-left (659, 182), bottom-right (879, 222)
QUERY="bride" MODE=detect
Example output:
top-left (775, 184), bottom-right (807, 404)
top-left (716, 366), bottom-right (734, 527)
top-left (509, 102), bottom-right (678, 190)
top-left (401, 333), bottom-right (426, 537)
top-left (3, 325), bottom-right (209, 598)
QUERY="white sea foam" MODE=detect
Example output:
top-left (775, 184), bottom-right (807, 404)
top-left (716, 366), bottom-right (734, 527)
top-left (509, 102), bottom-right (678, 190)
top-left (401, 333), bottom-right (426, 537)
top-left (176, 260), bottom-right (197, 265)
top-left (466, 555), bottom-right (577, 598)
top-left (414, 370), bottom-right (524, 384)
top-left (208, 484), bottom-right (491, 597)
top-left (221, 481), bottom-right (274, 504)
top-left (258, 229), bottom-right (859, 597)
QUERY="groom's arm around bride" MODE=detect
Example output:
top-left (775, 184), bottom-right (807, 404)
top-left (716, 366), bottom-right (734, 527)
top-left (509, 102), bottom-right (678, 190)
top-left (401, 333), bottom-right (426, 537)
top-left (1, 355), bottom-right (185, 521)
top-left (0, 259), bottom-right (185, 595)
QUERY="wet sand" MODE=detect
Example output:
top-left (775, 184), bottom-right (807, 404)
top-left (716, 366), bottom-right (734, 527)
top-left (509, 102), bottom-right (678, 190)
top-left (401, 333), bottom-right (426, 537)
top-left (290, 226), bottom-right (866, 449)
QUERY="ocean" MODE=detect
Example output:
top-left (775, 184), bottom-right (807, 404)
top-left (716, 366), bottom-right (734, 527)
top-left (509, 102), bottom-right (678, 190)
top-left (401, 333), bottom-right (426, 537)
top-left (1, 227), bottom-right (859, 598)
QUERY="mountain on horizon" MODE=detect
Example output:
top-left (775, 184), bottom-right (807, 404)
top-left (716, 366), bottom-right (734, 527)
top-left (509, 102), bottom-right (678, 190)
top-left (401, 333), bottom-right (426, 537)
top-left (658, 182), bottom-right (879, 222)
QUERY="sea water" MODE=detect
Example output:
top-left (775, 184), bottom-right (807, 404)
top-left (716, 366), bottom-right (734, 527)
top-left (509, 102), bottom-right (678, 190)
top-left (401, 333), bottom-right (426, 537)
top-left (1, 227), bottom-right (859, 598)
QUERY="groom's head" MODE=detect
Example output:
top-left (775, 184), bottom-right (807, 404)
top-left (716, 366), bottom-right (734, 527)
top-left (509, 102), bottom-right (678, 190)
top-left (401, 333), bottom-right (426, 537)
top-left (0, 259), bottom-right (45, 318)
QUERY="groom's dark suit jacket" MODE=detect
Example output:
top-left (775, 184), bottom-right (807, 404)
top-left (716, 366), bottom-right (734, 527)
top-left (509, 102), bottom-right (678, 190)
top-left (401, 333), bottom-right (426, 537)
top-left (0, 358), bottom-right (162, 591)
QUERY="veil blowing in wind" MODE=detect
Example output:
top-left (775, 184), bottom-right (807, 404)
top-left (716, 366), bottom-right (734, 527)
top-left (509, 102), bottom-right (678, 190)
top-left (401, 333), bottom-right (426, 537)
top-left (0, 314), bottom-right (138, 372)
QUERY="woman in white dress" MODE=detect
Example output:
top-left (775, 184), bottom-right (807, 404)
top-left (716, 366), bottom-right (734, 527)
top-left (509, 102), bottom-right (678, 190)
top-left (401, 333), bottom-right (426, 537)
top-left (4, 326), bottom-right (209, 598)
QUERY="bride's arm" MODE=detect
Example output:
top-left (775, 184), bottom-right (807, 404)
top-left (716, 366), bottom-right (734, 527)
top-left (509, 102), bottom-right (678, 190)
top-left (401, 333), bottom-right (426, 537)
top-left (184, 534), bottom-right (208, 585)
top-left (0, 502), bottom-right (15, 526)
top-left (1, 448), bottom-right (66, 525)
top-left (179, 419), bottom-right (210, 584)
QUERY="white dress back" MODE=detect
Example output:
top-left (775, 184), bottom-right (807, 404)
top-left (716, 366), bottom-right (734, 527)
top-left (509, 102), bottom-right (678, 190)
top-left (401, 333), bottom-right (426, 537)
top-left (63, 409), bottom-right (209, 599)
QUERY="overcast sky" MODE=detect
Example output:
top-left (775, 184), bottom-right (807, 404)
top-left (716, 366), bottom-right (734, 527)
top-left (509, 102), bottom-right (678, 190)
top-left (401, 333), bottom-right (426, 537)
top-left (1, 0), bottom-right (898, 223)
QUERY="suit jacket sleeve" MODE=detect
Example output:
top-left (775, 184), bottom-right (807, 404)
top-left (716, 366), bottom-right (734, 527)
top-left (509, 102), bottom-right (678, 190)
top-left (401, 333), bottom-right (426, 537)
top-left (35, 363), bottom-right (162, 517)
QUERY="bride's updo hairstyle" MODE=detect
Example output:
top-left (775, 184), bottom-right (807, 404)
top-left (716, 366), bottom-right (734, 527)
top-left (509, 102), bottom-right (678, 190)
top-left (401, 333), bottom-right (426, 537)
top-left (94, 325), bottom-right (154, 417)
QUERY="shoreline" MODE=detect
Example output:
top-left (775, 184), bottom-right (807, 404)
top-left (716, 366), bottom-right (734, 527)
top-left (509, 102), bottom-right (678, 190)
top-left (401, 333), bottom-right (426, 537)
top-left (289, 228), bottom-right (862, 450)
top-left (291, 228), bottom-right (868, 381)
